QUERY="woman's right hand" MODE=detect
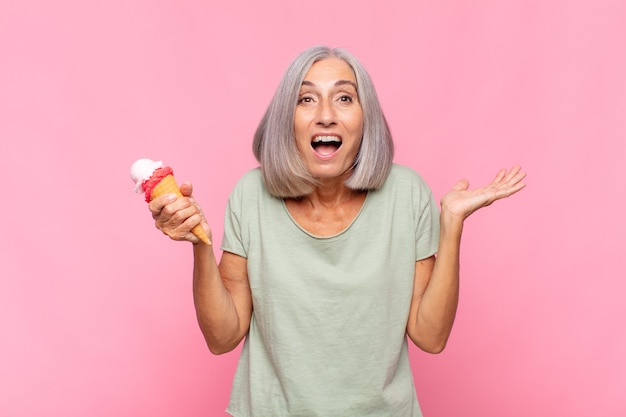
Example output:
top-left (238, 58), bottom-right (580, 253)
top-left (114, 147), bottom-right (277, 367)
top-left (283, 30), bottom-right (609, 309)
top-left (148, 181), bottom-right (212, 245)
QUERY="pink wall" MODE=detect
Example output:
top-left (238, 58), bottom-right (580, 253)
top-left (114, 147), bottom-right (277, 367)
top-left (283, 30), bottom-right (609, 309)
top-left (2, 1), bottom-right (624, 416)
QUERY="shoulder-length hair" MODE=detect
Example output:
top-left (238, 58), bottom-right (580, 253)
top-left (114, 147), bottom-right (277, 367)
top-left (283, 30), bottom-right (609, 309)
top-left (252, 46), bottom-right (394, 198)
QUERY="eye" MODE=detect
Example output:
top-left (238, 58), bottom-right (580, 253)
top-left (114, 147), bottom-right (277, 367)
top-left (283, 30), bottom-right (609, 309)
top-left (338, 95), bottom-right (354, 103)
top-left (298, 95), bottom-right (315, 104)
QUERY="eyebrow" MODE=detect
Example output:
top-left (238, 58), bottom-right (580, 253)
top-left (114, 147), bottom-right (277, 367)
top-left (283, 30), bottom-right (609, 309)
top-left (301, 80), bottom-right (358, 89)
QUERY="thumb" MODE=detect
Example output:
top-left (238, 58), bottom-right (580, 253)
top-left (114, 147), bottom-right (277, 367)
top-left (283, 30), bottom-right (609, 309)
top-left (452, 178), bottom-right (470, 192)
top-left (179, 181), bottom-right (194, 197)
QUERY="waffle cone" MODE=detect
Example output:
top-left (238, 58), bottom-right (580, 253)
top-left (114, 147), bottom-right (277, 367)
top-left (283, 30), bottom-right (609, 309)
top-left (150, 174), bottom-right (211, 245)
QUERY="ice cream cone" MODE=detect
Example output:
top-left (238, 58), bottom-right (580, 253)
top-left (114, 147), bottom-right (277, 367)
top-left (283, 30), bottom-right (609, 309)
top-left (150, 174), bottom-right (211, 245)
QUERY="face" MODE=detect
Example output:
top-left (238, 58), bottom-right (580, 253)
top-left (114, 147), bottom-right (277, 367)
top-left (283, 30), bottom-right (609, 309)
top-left (294, 57), bottom-right (364, 184)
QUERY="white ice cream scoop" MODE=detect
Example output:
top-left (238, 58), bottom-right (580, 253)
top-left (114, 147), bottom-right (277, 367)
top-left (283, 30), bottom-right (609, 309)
top-left (130, 158), bottom-right (163, 193)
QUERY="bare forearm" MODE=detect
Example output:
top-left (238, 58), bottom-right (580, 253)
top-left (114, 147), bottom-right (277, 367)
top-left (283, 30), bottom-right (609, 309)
top-left (192, 244), bottom-right (246, 354)
top-left (410, 166), bottom-right (525, 352)
top-left (413, 213), bottom-right (463, 352)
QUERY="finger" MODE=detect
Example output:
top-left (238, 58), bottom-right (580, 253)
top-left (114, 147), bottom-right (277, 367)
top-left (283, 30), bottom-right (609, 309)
top-left (158, 198), bottom-right (197, 225)
top-left (149, 193), bottom-right (177, 217)
top-left (493, 177), bottom-right (527, 200)
top-left (153, 200), bottom-right (196, 235)
top-left (501, 166), bottom-right (522, 183)
top-left (157, 204), bottom-right (201, 239)
top-left (166, 212), bottom-right (205, 242)
top-left (502, 167), bottom-right (526, 189)
top-left (490, 167), bottom-right (524, 193)
top-left (491, 168), bottom-right (508, 185)
top-left (452, 178), bottom-right (470, 192)
top-left (179, 181), bottom-right (193, 197)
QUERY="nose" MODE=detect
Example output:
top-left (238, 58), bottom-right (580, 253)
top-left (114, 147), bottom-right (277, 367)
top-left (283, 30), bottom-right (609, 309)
top-left (315, 99), bottom-right (336, 127)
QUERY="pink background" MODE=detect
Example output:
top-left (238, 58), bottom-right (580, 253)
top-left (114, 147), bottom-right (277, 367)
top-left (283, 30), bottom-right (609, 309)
top-left (2, 1), bottom-right (625, 416)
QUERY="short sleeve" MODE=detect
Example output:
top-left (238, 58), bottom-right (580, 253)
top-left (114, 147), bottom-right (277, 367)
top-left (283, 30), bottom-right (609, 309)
top-left (414, 179), bottom-right (440, 261)
top-left (220, 178), bottom-right (248, 258)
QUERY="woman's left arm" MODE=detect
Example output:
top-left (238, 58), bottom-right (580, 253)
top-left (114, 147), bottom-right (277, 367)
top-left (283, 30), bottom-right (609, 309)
top-left (406, 166), bottom-right (526, 353)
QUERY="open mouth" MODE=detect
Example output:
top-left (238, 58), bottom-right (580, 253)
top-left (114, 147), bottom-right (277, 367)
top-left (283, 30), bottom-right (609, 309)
top-left (311, 135), bottom-right (342, 156)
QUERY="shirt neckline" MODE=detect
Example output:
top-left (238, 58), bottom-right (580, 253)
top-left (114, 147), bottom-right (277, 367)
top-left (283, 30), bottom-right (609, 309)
top-left (280, 192), bottom-right (371, 240)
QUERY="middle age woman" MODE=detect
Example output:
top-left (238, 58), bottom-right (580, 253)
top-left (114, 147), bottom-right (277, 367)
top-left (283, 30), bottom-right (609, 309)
top-left (149, 45), bottom-right (527, 416)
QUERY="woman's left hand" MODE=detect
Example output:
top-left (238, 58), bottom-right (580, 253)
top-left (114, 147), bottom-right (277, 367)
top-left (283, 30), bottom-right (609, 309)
top-left (440, 166), bottom-right (526, 221)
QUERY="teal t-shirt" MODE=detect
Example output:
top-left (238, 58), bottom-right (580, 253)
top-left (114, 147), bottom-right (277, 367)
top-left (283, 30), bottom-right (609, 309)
top-left (222, 164), bottom-right (440, 417)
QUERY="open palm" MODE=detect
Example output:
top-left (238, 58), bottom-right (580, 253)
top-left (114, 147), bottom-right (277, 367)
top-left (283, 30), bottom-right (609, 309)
top-left (441, 166), bottom-right (526, 220)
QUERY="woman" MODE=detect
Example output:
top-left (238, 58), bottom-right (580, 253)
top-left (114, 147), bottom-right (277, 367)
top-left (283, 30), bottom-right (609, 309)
top-left (150, 46), bottom-right (526, 416)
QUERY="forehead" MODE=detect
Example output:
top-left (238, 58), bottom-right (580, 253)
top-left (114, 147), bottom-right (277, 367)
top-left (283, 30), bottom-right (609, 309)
top-left (303, 57), bottom-right (356, 84)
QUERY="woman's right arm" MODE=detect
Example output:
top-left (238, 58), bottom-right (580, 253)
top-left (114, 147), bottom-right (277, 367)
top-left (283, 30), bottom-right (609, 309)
top-left (193, 245), bottom-right (252, 354)
top-left (150, 183), bottom-right (252, 354)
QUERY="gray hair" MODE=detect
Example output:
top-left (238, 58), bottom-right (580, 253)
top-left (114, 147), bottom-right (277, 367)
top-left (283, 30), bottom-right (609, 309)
top-left (252, 46), bottom-right (394, 198)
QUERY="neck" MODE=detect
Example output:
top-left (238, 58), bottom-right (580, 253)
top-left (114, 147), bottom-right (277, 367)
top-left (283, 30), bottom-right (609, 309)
top-left (291, 179), bottom-right (365, 210)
